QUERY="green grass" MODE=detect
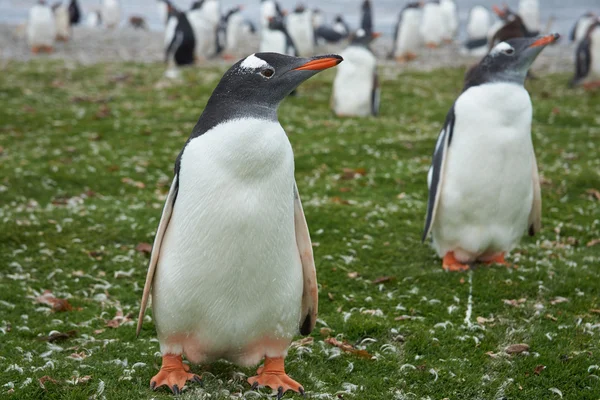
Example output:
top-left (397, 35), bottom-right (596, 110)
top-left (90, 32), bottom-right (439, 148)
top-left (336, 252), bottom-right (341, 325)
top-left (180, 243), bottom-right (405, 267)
top-left (0, 60), bottom-right (599, 400)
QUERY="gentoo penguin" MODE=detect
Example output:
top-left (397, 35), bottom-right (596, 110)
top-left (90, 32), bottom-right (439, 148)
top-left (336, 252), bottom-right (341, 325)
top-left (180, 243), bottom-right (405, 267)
top-left (165, 8), bottom-right (196, 70)
top-left (422, 34), bottom-right (559, 271)
top-left (101, 0), bottom-right (120, 29)
top-left (462, 5), bottom-right (491, 56)
top-left (260, 15), bottom-right (297, 57)
top-left (136, 52), bottom-right (343, 395)
top-left (390, 2), bottom-right (423, 62)
top-left (187, 2), bottom-right (220, 60)
top-left (27, 1), bottom-right (56, 54)
top-left (218, 6), bottom-right (244, 59)
top-left (570, 12), bottom-right (597, 43)
top-left (314, 16), bottom-right (350, 45)
top-left (361, 0), bottom-right (373, 34)
top-left (68, 0), bottom-right (80, 24)
top-left (85, 10), bottom-right (101, 27)
top-left (440, 0), bottom-right (458, 43)
top-left (312, 8), bottom-right (324, 30)
top-left (332, 29), bottom-right (380, 117)
top-left (420, 0), bottom-right (445, 48)
top-left (570, 20), bottom-right (600, 89)
top-left (490, 5), bottom-right (536, 49)
top-left (191, 0), bottom-right (221, 29)
top-left (52, 2), bottom-right (71, 41)
top-left (287, 5), bottom-right (314, 57)
top-left (261, 0), bottom-right (285, 28)
top-left (518, 0), bottom-right (540, 35)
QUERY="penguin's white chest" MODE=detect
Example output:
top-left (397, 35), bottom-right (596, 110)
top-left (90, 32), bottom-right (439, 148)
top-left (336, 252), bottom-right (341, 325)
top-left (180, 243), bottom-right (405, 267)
top-left (467, 6), bottom-right (490, 39)
top-left (287, 12), bottom-right (314, 57)
top-left (420, 4), bottom-right (444, 45)
top-left (27, 6), bottom-right (56, 47)
top-left (432, 83), bottom-right (535, 261)
top-left (395, 9), bottom-right (422, 55)
top-left (591, 29), bottom-right (600, 76)
top-left (152, 119), bottom-right (303, 366)
top-left (260, 29), bottom-right (286, 53)
top-left (333, 46), bottom-right (376, 117)
top-left (101, 0), bottom-right (120, 28)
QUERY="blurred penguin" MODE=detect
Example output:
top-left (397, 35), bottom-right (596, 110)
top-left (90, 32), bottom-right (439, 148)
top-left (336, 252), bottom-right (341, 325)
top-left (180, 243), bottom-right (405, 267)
top-left (287, 5), bottom-right (314, 57)
top-left (314, 15), bottom-right (349, 45)
top-left (312, 8), bottom-right (324, 29)
top-left (260, 14), bottom-right (297, 56)
top-left (332, 29), bottom-right (381, 117)
top-left (490, 5), bottom-right (536, 49)
top-left (261, 0), bottom-right (284, 28)
top-left (68, 0), bottom-right (80, 24)
top-left (390, 2), bottom-right (423, 62)
top-left (52, 2), bottom-right (71, 41)
top-left (164, 7), bottom-right (196, 78)
top-left (219, 6), bottom-right (250, 59)
top-left (85, 10), bottom-right (101, 27)
top-left (570, 12), bottom-right (597, 43)
top-left (28, 0), bottom-right (56, 53)
top-left (187, 0), bottom-right (222, 60)
top-left (570, 19), bottom-right (600, 89)
top-left (420, 0), bottom-right (444, 48)
top-left (518, 0), bottom-right (540, 35)
top-left (440, 0), bottom-right (458, 43)
top-left (462, 5), bottom-right (491, 56)
top-left (361, 0), bottom-right (373, 34)
top-left (191, 0), bottom-right (221, 30)
top-left (101, 0), bottom-right (120, 29)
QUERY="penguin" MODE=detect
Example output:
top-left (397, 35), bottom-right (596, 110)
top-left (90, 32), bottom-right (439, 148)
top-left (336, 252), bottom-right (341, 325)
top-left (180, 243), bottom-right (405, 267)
top-left (332, 29), bottom-right (381, 117)
top-left (165, 8), bottom-right (196, 69)
top-left (27, 0), bottom-right (56, 54)
top-left (518, 0), bottom-right (540, 35)
top-left (361, 0), bottom-right (373, 34)
top-left (420, 0), bottom-right (444, 48)
top-left (570, 20), bottom-right (600, 89)
top-left (187, 1), bottom-right (220, 60)
top-left (157, 0), bottom-right (172, 26)
top-left (332, 15), bottom-right (350, 37)
top-left (422, 34), bottom-right (559, 271)
top-left (136, 52), bottom-right (343, 396)
top-left (85, 10), bottom-right (102, 27)
top-left (312, 8), bottom-right (324, 30)
top-left (462, 5), bottom-right (491, 56)
top-left (314, 16), bottom-right (349, 45)
top-left (570, 12), bottom-right (597, 43)
top-left (440, 0), bottom-right (458, 43)
top-left (52, 2), bottom-right (71, 41)
top-left (260, 14), bottom-right (297, 57)
top-left (191, 0), bottom-right (221, 29)
top-left (68, 0), bottom-right (80, 25)
top-left (287, 5), bottom-right (314, 57)
top-left (261, 0), bottom-right (285, 28)
top-left (101, 0), bottom-right (120, 29)
top-left (490, 5), bottom-right (537, 49)
top-left (218, 6), bottom-right (244, 59)
top-left (390, 2), bottom-right (423, 62)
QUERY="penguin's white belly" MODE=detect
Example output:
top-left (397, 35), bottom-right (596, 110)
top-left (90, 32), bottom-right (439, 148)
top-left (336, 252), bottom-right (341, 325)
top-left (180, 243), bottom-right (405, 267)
top-left (518, 0), bottom-right (539, 32)
top-left (395, 10), bottom-right (422, 55)
top-left (261, 2), bottom-right (276, 27)
top-left (260, 30), bottom-right (286, 53)
top-left (226, 14), bottom-right (243, 51)
top-left (152, 119), bottom-right (303, 367)
top-left (102, 1), bottom-right (120, 28)
top-left (333, 46), bottom-right (376, 117)
top-left (440, 0), bottom-right (458, 40)
top-left (575, 18), bottom-right (594, 43)
top-left (421, 5), bottom-right (444, 45)
top-left (432, 83), bottom-right (534, 262)
top-left (54, 6), bottom-right (70, 39)
top-left (27, 7), bottom-right (56, 47)
top-left (287, 15), bottom-right (314, 57)
top-left (591, 30), bottom-right (600, 77)
top-left (188, 12), bottom-right (214, 58)
top-left (467, 7), bottom-right (490, 39)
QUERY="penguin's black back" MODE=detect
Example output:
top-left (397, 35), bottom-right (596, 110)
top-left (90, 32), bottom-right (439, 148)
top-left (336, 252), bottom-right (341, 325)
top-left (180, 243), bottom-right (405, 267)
top-left (167, 13), bottom-right (196, 66)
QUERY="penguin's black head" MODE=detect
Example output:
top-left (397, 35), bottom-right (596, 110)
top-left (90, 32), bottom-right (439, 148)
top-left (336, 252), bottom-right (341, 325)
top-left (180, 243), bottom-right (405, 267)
top-left (267, 15), bottom-right (286, 31)
top-left (349, 28), bottom-right (381, 47)
top-left (210, 53), bottom-right (343, 108)
top-left (334, 15), bottom-right (343, 23)
top-left (493, 4), bottom-right (518, 22)
top-left (190, 0), bottom-right (204, 10)
top-left (465, 34), bottom-right (560, 89)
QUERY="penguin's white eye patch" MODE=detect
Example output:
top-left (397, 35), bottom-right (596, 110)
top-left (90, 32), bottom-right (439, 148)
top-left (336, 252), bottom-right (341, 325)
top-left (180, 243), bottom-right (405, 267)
top-left (240, 54), bottom-right (269, 70)
top-left (491, 42), bottom-right (513, 56)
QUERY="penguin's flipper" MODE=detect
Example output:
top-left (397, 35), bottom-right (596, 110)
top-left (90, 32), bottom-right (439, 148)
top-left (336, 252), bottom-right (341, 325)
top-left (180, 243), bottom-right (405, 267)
top-left (136, 175), bottom-right (179, 337)
top-left (571, 37), bottom-right (591, 86)
top-left (371, 71), bottom-right (380, 116)
top-left (293, 182), bottom-right (318, 336)
top-left (422, 106), bottom-right (456, 242)
top-left (528, 153), bottom-right (542, 236)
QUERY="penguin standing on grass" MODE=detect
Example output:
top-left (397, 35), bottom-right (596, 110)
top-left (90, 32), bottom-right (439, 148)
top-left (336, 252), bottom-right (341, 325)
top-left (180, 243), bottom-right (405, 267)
top-left (53, 2), bottom-right (71, 41)
top-left (137, 52), bottom-right (343, 396)
top-left (570, 12), bottom-right (597, 43)
top-left (314, 15), bottom-right (349, 45)
top-left (287, 5), bottom-right (314, 57)
top-left (332, 29), bottom-right (381, 117)
top-left (164, 7), bottom-right (196, 77)
top-left (421, 0), bottom-right (444, 48)
top-left (422, 34), bottom-right (559, 271)
top-left (570, 19), bottom-right (600, 89)
top-left (440, 0), bottom-right (458, 43)
top-left (260, 14), bottom-right (297, 57)
top-left (462, 5), bottom-right (491, 55)
top-left (27, 1), bottom-right (56, 54)
top-left (390, 2), bottom-right (423, 62)
top-left (101, 0), bottom-right (120, 29)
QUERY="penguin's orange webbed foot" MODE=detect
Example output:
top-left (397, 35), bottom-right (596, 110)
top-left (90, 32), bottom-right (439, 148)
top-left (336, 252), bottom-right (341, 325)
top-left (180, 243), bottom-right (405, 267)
top-left (481, 253), bottom-right (517, 269)
top-left (150, 354), bottom-right (202, 395)
top-left (442, 252), bottom-right (470, 272)
top-left (248, 357), bottom-right (304, 399)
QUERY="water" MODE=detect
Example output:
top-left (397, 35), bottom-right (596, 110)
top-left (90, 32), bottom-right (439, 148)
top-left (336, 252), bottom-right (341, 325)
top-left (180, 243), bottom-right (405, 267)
top-left (1, 0), bottom-right (597, 40)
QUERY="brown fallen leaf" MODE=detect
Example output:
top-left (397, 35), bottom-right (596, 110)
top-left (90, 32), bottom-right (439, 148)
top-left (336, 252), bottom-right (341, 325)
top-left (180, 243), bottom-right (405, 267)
top-left (485, 351), bottom-right (498, 358)
top-left (503, 298), bottom-right (526, 307)
top-left (347, 272), bottom-right (359, 279)
top-left (135, 242), bottom-right (152, 254)
top-left (38, 376), bottom-right (58, 390)
top-left (505, 343), bottom-right (530, 354)
top-left (325, 337), bottom-right (373, 359)
top-left (331, 196), bottom-right (351, 205)
top-left (545, 314), bottom-right (558, 321)
top-left (36, 290), bottom-right (73, 312)
top-left (586, 189), bottom-right (600, 201)
top-left (339, 187), bottom-right (352, 193)
top-left (340, 168), bottom-right (367, 180)
top-left (106, 310), bottom-right (133, 328)
top-left (550, 297), bottom-right (569, 305)
top-left (590, 309), bottom-right (600, 314)
top-left (327, 292), bottom-right (334, 301)
top-left (290, 337), bottom-right (313, 348)
top-left (476, 316), bottom-right (494, 325)
top-left (68, 375), bottom-right (91, 384)
top-left (372, 276), bottom-right (395, 284)
top-left (534, 365), bottom-right (546, 375)
top-left (587, 239), bottom-right (600, 247)
top-left (320, 327), bottom-right (332, 337)
top-left (121, 177), bottom-right (145, 189)
top-left (37, 330), bottom-right (77, 342)
top-left (68, 351), bottom-right (87, 360)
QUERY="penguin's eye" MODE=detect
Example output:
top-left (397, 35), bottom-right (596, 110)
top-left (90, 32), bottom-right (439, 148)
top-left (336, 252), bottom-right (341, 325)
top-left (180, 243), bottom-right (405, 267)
top-left (504, 48), bottom-right (515, 55)
top-left (260, 68), bottom-right (275, 78)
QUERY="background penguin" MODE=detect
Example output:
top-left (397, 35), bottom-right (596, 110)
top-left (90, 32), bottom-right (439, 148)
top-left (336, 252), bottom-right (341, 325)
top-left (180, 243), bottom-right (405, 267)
top-left (422, 34), bottom-right (559, 271)
top-left (218, 6), bottom-right (246, 59)
top-left (463, 5), bottom-right (491, 55)
top-left (518, 0), bottom-right (540, 35)
top-left (164, 8), bottom-right (196, 77)
top-left (137, 52), bottom-right (342, 396)
top-left (260, 0), bottom-right (284, 28)
top-left (440, 0), bottom-right (458, 43)
top-left (360, 0), bottom-right (373, 34)
top-left (332, 29), bottom-right (380, 117)
top-left (68, 0), bottom-right (80, 25)
top-left (187, 1), bottom-right (220, 61)
top-left (489, 5), bottom-right (536, 49)
top-left (27, 0), bottom-right (56, 54)
top-left (52, 2), bottom-right (71, 41)
top-left (287, 5), bottom-right (314, 57)
top-left (260, 14), bottom-right (297, 57)
top-left (85, 10), bottom-right (101, 27)
top-left (101, 0), bottom-right (120, 29)
top-left (570, 19), bottom-right (600, 89)
top-left (420, 0), bottom-right (444, 48)
top-left (390, 2), bottom-right (423, 62)
top-left (570, 12), bottom-right (597, 43)
top-left (314, 16), bottom-right (349, 45)
top-left (312, 7), bottom-right (324, 30)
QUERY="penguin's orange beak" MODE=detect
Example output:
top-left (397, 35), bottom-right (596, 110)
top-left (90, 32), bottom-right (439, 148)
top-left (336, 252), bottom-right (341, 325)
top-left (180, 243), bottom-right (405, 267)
top-left (492, 5), bottom-right (505, 17)
top-left (529, 33), bottom-right (560, 47)
top-left (294, 56), bottom-right (343, 71)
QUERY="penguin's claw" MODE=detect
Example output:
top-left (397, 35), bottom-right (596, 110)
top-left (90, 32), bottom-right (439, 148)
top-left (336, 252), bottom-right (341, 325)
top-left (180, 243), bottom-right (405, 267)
top-left (150, 354), bottom-right (201, 394)
top-left (442, 252), bottom-right (470, 272)
top-left (247, 357), bottom-right (303, 398)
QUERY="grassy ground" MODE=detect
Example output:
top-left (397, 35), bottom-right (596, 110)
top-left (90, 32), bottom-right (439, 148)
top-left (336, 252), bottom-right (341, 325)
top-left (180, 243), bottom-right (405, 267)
top-left (1, 60), bottom-right (599, 400)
